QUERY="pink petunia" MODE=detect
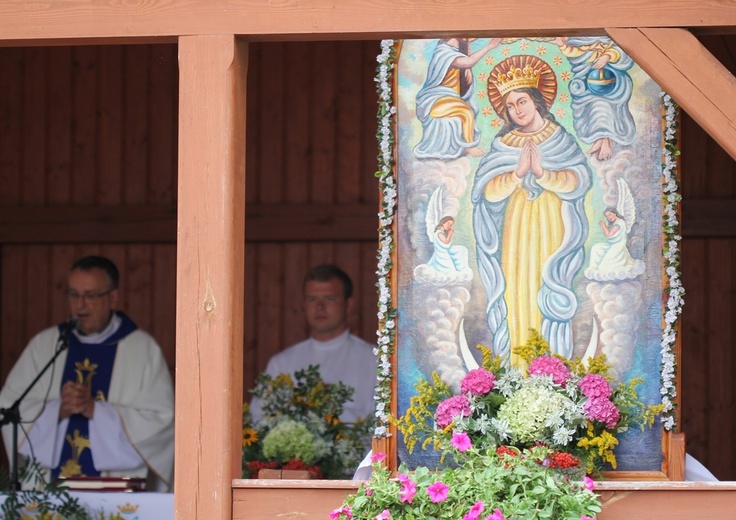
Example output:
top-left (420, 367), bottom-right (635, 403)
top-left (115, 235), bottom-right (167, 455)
top-left (374, 510), bottom-right (391, 520)
top-left (398, 473), bottom-right (417, 504)
top-left (451, 431), bottom-right (472, 452)
top-left (581, 516), bottom-right (596, 520)
top-left (427, 481), bottom-right (449, 503)
top-left (583, 398), bottom-right (620, 428)
top-left (484, 508), bottom-right (506, 520)
top-left (371, 452), bottom-right (387, 463)
top-left (460, 368), bottom-right (496, 395)
top-left (462, 500), bottom-right (485, 520)
top-left (329, 506), bottom-right (352, 519)
top-left (528, 356), bottom-right (571, 387)
top-left (578, 374), bottom-right (612, 399)
top-left (584, 475), bottom-right (595, 491)
top-left (435, 395), bottom-right (471, 429)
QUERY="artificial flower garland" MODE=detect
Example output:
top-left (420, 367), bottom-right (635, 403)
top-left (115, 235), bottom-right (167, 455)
top-left (371, 40), bottom-right (683, 437)
top-left (660, 92), bottom-right (682, 431)
top-left (373, 39), bottom-right (397, 438)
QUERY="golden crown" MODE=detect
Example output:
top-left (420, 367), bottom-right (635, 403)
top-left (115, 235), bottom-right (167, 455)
top-left (492, 65), bottom-right (542, 96)
top-left (23, 501), bottom-right (40, 511)
top-left (118, 502), bottom-right (140, 513)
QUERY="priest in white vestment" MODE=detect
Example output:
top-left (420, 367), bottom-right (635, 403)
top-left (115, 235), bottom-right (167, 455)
top-left (250, 264), bottom-right (377, 425)
top-left (0, 256), bottom-right (174, 491)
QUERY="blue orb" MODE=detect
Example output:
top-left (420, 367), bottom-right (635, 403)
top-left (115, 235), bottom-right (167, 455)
top-left (586, 66), bottom-right (616, 95)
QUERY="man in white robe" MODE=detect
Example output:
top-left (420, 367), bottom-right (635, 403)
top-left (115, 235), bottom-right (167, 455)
top-left (0, 256), bottom-right (174, 491)
top-left (250, 265), bottom-right (376, 424)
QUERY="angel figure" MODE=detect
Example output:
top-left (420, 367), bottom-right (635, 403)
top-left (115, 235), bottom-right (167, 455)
top-left (414, 186), bottom-right (473, 284)
top-left (585, 178), bottom-right (645, 280)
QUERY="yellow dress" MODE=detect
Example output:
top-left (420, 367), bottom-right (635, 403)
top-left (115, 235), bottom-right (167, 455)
top-left (427, 67), bottom-right (476, 144)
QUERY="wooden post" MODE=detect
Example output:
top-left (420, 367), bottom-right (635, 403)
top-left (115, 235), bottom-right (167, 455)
top-left (176, 34), bottom-right (247, 519)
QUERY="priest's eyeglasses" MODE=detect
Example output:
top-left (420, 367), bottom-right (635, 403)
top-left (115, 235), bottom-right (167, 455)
top-left (66, 289), bottom-right (114, 303)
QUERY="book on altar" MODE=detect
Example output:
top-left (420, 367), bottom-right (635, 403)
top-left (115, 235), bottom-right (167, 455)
top-left (57, 476), bottom-right (146, 492)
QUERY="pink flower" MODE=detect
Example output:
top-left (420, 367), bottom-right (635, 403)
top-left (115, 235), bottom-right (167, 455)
top-left (462, 500), bottom-right (485, 520)
top-left (427, 481), bottom-right (449, 503)
top-left (435, 395), bottom-right (471, 429)
top-left (460, 368), bottom-right (496, 395)
top-left (578, 374), bottom-right (612, 399)
top-left (581, 516), bottom-right (596, 520)
top-left (329, 506), bottom-right (352, 519)
top-left (371, 452), bottom-right (387, 463)
top-left (398, 473), bottom-right (417, 504)
top-left (374, 510), bottom-right (391, 520)
top-left (451, 432), bottom-right (472, 452)
top-left (584, 475), bottom-right (595, 491)
top-left (583, 398), bottom-right (620, 428)
top-left (528, 356), bottom-right (571, 387)
top-left (484, 508), bottom-right (506, 520)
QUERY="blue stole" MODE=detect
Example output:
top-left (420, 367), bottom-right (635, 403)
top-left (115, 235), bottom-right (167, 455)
top-left (52, 312), bottom-right (137, 479)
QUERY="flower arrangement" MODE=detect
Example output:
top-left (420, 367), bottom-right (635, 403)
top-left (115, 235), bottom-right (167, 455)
top-left (395, 329), bottom-right (663, 475)
top-left (242, 365), bottom-right (373, 479)
top-left (332, 445), bottom-right (601, 520)
top-left (331, 330), bottom-right (663, 520)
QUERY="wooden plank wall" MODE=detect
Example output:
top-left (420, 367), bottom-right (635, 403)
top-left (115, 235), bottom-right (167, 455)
top-left (243, 41), bottom-right (380, 393)
top-left (0, 44), bottom-right (179, 386)
top-left (0, 38), bottom-right (735, 480)
top-left (679, 36), bottom-right (736, 483)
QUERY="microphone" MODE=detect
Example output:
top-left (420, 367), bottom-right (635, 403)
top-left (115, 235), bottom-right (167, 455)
top-left (59, 316), bottom-right (78, 341)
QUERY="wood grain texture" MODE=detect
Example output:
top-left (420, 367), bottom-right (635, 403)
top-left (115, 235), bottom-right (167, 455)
top-left (230, 480), bottom-right (736, 520)
top-left (607, 28), bottom-right (736, 161)
top-left (1, 37), bottom-right (736, 491)
top-left (1, 1), bottom-right (736, 43)
top-left (176, 34), bottom-right (247, 520)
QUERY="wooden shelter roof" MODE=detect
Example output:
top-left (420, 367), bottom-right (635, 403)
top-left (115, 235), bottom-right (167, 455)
top-left (1, 1), bottom-right (735, 518)
top-left (0, 0), bottom-right (735, 44)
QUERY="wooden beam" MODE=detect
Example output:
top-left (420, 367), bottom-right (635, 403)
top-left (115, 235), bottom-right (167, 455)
top-left (681, 200), bottom-right (736, 237)
top-left (231, 480), bottom-right (736, 520)
top-left (245, 203), bottom-right (377, 241)
top-left (0, 206), bottom-right (176, 243)
top-left (0, 200), bottom-right (732, 242)
top-left (0, 203), bottom-right (379, 243)
top-left (175, 34), bottom-right (247, 520)
top-left (607, 27), bottom-right (736, 161)
top-left (1, 1), bottom-right (736, 44)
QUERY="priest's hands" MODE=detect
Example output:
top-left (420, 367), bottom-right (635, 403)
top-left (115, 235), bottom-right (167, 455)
top-left (59, 381), bottom-right (95, 420)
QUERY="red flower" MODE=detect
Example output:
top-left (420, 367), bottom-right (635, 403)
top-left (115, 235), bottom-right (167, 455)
top-left (495, 446), bottom-right (518, 457)
top-left (548, 451), bottom-right (580, 469)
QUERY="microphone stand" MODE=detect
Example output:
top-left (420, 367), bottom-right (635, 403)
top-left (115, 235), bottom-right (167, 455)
top-left (0, 329), bottom-right (72, 491)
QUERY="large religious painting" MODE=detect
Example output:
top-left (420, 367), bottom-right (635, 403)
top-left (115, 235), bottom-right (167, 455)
top-left (389, 37), bottom-right (679, 475)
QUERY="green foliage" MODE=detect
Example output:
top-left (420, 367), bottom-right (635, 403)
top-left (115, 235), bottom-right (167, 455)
top-left (0, 458), bottom-right (90, 519)
top-left (394, 329), bottom-right (662, 474)
top-left (336, 445), bottom-right (601, 520)
top-left (244, 365), bottom-right (374, 479)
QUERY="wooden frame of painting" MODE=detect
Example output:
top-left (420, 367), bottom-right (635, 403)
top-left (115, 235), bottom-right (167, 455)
top-left (373, 36), bottom-right (684, 481)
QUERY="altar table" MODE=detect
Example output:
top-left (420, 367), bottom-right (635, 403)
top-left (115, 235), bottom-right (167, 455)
top-left (0, 491), bottom-right (173, 519)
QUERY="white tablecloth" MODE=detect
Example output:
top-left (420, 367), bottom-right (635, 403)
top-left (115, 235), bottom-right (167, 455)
top-left (1, 491), bottom-right (173, 519)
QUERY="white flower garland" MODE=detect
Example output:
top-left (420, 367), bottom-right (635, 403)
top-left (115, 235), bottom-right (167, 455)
top-left (373, 39), bottom-right (397, 438)
top-left (660, 93), bottom-right (683, 431)
top-left (371, 43), bottom-right (683, 436)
